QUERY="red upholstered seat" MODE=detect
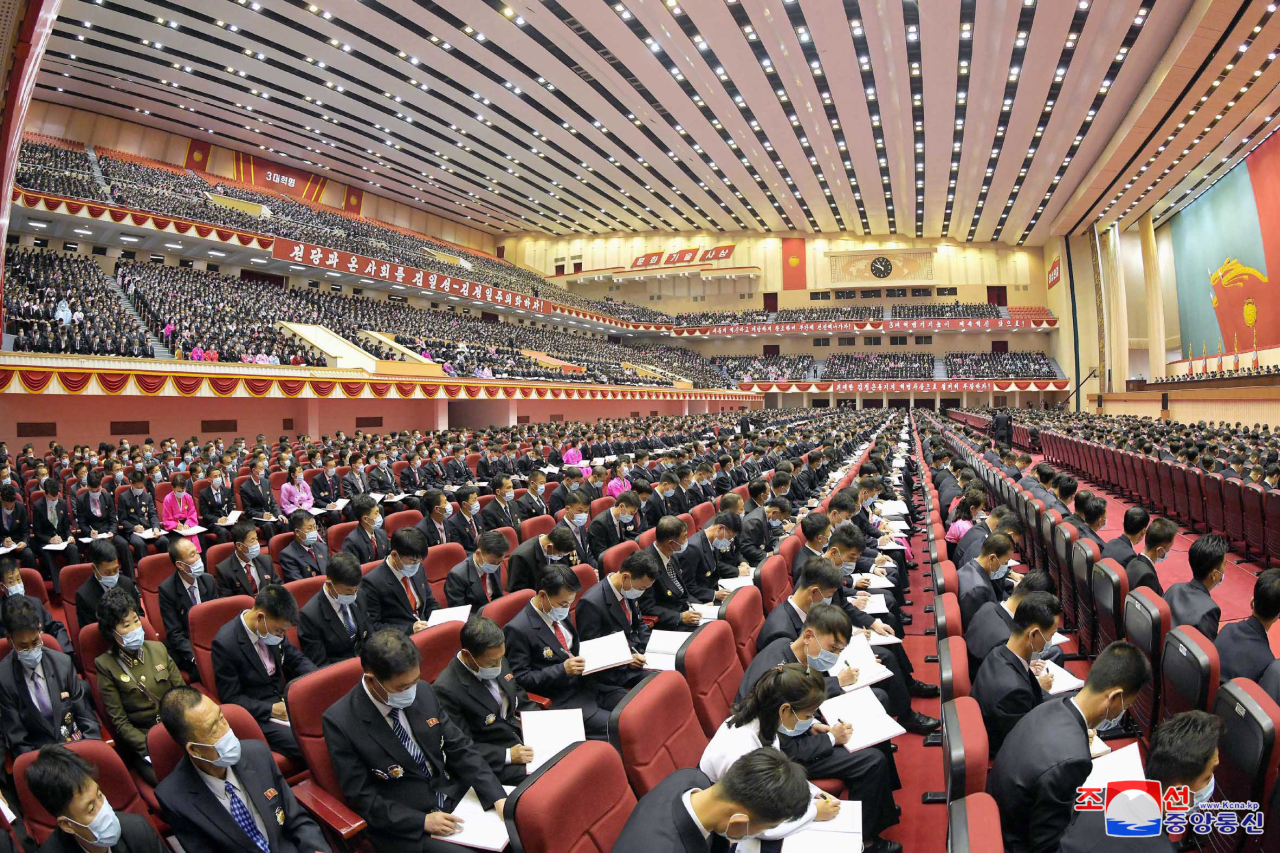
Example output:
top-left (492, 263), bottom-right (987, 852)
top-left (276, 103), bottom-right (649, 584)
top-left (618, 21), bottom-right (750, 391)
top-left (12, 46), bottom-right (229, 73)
top-left (637, 528), bottom-right (656, 550)
top-left (934, 592), bottom-right (962, 640)
top-left (1244, 483), bottom-right (1267, 563)
top-left (1268, 491), bottom-right (1280, 567)
top-left (15, 739), bottom-right (154, 844)
top-left (326, 521), bottom-right (357, 557)
top-left (1161, 626), bottom-right (1220, 718)
top-left (425, 542), bottom-right (467, 606)
top-left (938, 636), bottom-right (970, 703)
top-left (942, 696), bottom-right (988, 802)
top-left (148, 701), bottom-right (293, 784)
top-left (947, 793), bottom-right (1003, 852)
top-left (189, 595), bottom-right (255, 700)
top-left (676, 622), bottom-right (744, 737)
top-left (721, 585), bottom-right (764, 670)
top-left (778, 534), bottom-right (802, 570)
top-left (1213, 679), bottom-right (1280, 827)
top-left (589, 497), bottom-right (615, 521)
top-left (1158, 461), bottom-right (1177, 519)
top-left (933, 560), bottom-right (958, 596)
top-left (284, 575), bottom-right (326, 609)
top-left (520, 515), bottom-right (555, 544)
top-left (1186, 468), bottom-right (1208, 533)
top-left (1124, 588), bottom-right (1171, 743)
top-left (1092, 557), bottom-right (1129, 649)
top-left (1224, 478), bottom-right (1246, 552)
top-left (1171, 464), bottom-right (1191, 525)
top-left (57, 563), bottom-right (95, 667)
top-left (1204, 473), bottom-right (1226, 536)
top-left (506, 740), bottom-right (636, 853)
top-left (1053, 522), bottom-right (1081, 633)
top-left (601, 541), bottom-right (640, 581)
top-left (690, 501), bottom-right (715, 532)
top-left (384, 509), bottom-right (423, 538)
top-left (412, 620), bottom-right (463, 682)
top-left (608, 671), bottom-right (709, 797)
top-left (755, 554), bottom-right (792, 614)
top-left (267, 532), bottom-right (294, 575)
top-left (480, 589), bottom-right (535, 628)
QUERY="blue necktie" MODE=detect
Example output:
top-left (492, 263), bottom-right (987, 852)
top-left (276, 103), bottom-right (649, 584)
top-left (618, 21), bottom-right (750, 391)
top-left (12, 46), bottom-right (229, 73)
top-left (388, 710), bottom-right (447, 810)
top-left (340, 603), bottom-right (356, 638)
top-left (225, 781), bottom-right (270, 853)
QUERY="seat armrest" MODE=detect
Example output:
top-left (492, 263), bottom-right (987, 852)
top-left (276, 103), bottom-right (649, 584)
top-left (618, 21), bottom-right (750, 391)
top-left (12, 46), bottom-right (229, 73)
top-left (526, 693), bottom-right (552, 709)
top-left (292, 779), bottom-right (367, 839)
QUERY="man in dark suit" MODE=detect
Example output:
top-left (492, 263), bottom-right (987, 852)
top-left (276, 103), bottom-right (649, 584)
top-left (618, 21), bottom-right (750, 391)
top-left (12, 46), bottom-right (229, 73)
top-left (26, 744), bottom-right (166, 853)
top-left (197, 467), bottom-right (236, 545)
top-left (513, 470), bottom-right (550, 525)
top-left (158, 537), bottom-right (218, 679)
top-left (1059, 710), bottom-right (1223, 853)
top-left (639, 517), bottom-right (702, 632)
top-left (0, 485), bottom-right (37, 569)
top-left (117, 469), bottom-right (168, 565)
top-left (1100, 506), bottom-right (1148, 570)
top-left (1216, 568), bottom-right (1280, 682)
top-left (1061, 491), bottom-right (1107, 548)
top-left (1124, 517), bottom-right (1177, 596)
top-left (739, 498), bottom-right (790, 568)
top-left (1165, 533), bottom-right (1226, 640)
top-left (278, 510), bottom-right (328, 581)
top-left (238, 458), bottom-right (282, 540)
top-left (0, 555), bottom-right (66, 650)
top-left (964, 570), bottom-right (1064, 669)
top-left (678, 514), bottom-right (739, 604)
top-left (310, 460), bottom-right (344, 523)
top-left (952, 504), bottom-right (1011, 571)
top-left (505, 526), bottom-right (575, 594)
top-left (971, 592), bottom-right (1061, 756)
top-left (399, 453), bottom-right (429, 502)
top-left (555, 490), bottom-right (596, 571)
top-left (587, 492), bottom-right (641, 563)
top-left (444, 447), bottom-right (474, 487)
top-left (1223, 454), bottom-right (1246, 481)
top-left (546, 467), bottom-right (582, 517)
top-left (297, 552), bottom-right (368, 669)
top-left (643, 474), bottom-right (679, 530)
top-left (956, 534), bottom-right (1016, 628)
top-left (75, 470), bottom-right (134, 577)
top-left (340, 455), bottom-right (373, 519)
top-left (502, 565), bottom-right (618, 738)
top-left (573, 550), bottom-right (653, 695)
top-left (756, 559), bottom-right (843, 651)
top-left (215, 521), bottom-right (281, 598)
top-left (361, 527), bottom-right (438, 634)
top-left (987, 641), bottom-right (1151, 853)
top-left (992, 410), bottom-right (1012, 445)
top-left (342, 495), bottom-right (390, 564)
top-left (76, 539), bottom-right (142, 631)
top-left (443, 530), bottom-right (510, 609)
top-left (613, 749), bottom-right (810, 853)
top-left (479, 475), bottom-right (518, 534)
top-left (413, 489), bottom-right (452, 549)
top-left (323, 629), bottom-right (506, 852)
top-left (0, 597), bottom-right (100, 756)
top-left (156, 686), bottom-right (331, 853)
top-left (210, 584), bottom-right (316, 762)
top-left (369, 452), bottom-right (416, 514)
top-left (434, 616), bottom-right (541, 786)
top-left (445, 487), bottom-right (482, 554)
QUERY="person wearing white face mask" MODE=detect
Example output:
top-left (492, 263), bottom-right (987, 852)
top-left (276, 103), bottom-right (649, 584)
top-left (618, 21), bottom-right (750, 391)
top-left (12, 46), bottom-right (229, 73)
top-left (956, 532), bottom-right (1018, 629)
top-left (575, 550), bottom-right (654, 695)
top-left (641, 517), bottom-right (702, 631)
top-left (506, 526), bottom-right (575, 594)
top-left (278, 510), bottom-right (329, 581)
top-left (27, 744), bottom-right (166, 853)
top-left (412, 489), bottom-right (454, 549)
top-left (756, 560), bottom-right (843, 652)
top-left (513, 470), bottom-right (549, 525)
top-left (323, 629), bottom-right (507, 851)
top-left (445, 486), bottom-right (482, 553)
top-left (297, 552), bottom-right (369, 668)
top-left (1120, 516), bottom-right (1177, 597)
top-left (444, 530), bottom-right (510, 609)
top-left (697, 665), bottom-right (901, 853)
top-left (679, 515), bottom-right (741, 604)
top-left (157, 538), bottom-right (216, 680)
top-left (214, 521), bottom-right (281, 599)
top-left (479, 474), bottom-right (517, 534)
top-left (210, 584), bottom-right (316, 763)
top-left (156, 685), bottom-right (331, 853)
top-left (552, 490), bottom-right (596, 571)
top-left (94, 586), bottom-right (184, 785)
top-left (0, 558), bottom-right (70, 650)
top-left (117, 469), bottom-right (169, 565)
top-left (988, 640), bottom-right (1152, 853)
top-left (1059, 709), bottom-right (1222, 853)
top-left (361, 526), bottom-right (439, 635)
top-left (434, 616), bottom-right (542, 786)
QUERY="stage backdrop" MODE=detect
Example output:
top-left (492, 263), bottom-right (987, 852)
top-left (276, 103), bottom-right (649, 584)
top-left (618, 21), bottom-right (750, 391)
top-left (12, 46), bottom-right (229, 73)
top-left (1169, 132), bottom-right (1280, 360)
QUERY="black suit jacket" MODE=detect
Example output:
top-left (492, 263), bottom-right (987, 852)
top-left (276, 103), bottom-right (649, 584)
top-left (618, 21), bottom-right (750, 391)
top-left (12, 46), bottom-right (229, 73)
top-left (638, 545), bottom-right (694, 631)
top-left (310, 471), bottom-right (342, 506)
top-left (445, 458), bottom-right (473, 486)
top-left (546, 484), bottom-right (574, 517)
top-left (1062, 514), bottom-right (1105, 547)
top-left (480, 499), bottom-right (518, 534)
top-left (503, 603), bottom-right (581, 705)
top-left (434, 656), bottom-right (538, 779)
top-left (155, 740), bottom-right (329, 853)
top-left (957, 559), bottom-right (1000, 628)
top-left (297, 588), bottom-right (370, 668)
top-left (322, 680), bottom-right (504, 852)
top-left (514, 492), bottom-right (549, 525)
top-left (197, 485), bottom-right (234, 528)
top-left (445, 511), bottom-right (481, 554)
top-left (953, 522), bottom-right (991, 571)
top-left (987, 697), bottom-right (1093, 853)
top-left (116, 489), bottom-right (161, 533)
top-left (757, 599), bottom-right (804, 651)
top-left (238, 478), bottom-right (279, 518)
top-left (964, 601), bottom-right (1017, 668)
top-left (215, 553), bottom-right (280, 598)
top-left (341, 524), bottom-right (389, 564)
top-left (210, 613), bottom-right (316, 724)
top-left (613, 767), bottom-right (725, 853)
top-left (444, 556), bottom-right (504, 610)
top-left (1124, 554), bottom-right (1164, 596)
top-left (1216, 615), bottom-right (1276, 683)
top-left (971, 645), bottom-right (1045, 755)
top-left (75, 490), bottom-right (118, 535)
top-left (574, 576), bottom-right (650, 652)
top-left (76, 575), bottom-right (140, 631)
top-left (505, 537), bottom-right (549, 594)
top-left (676, 530), bottom-right (722, 604)
top-left (1059, 810), bottom-right (1175, 853)
top-left (587, 510), bottom-right (627, 563)
top-left (31, 497), bottom-right (73, 546)
top-left (556, 518), bottom-right (595, 570)
top-left (38, 812), bottom-right (163, 853)
top-left (0, 647), bottom-right (100, 755)
top-left (738, 507), bottom-right (774, 567)
top-left (0, 502), bottom-right (30, 544)
top-left (360, 560), bottom-right (438, 633)
top-left (1165, 578), bottom-right (1221, 640)
top-left (644, 493), bottom-right (671, 530)
top-left (158, 572), bottom-right (220, 671)
top-left (1100, 535), bottom-right (1138, 569)
top-left (279, 539), bottom-right (328, 581)
top-left (413, 514), bottom-right (450, 549)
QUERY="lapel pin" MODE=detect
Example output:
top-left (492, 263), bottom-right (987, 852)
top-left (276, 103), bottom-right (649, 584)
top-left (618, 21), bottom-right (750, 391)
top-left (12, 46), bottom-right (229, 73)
top-left (275, 807), bottom-right (285, 826)
top-left (372, 769), bottom-right (388, 780)
top-left (264, 788), bottom-right (278, 801)
top-left (389, 765), bottom-right (404, 778)
top-left (542, 647), bottom-right (553, 659)
top-left (484, 713), bottom-right (496, 726)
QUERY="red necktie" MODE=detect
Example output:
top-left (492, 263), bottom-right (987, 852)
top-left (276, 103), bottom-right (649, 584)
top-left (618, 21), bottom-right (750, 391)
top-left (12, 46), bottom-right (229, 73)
top-left (552, 620), bottom-right (569, 651)
top-left (371, 533), bottom-right (380, 559)
top-left (243, 561), bottom-right (258, 594)
top-left (619, 594), bottom-right (631, 624)
top-left (402, 576), bottom-right (419, 613)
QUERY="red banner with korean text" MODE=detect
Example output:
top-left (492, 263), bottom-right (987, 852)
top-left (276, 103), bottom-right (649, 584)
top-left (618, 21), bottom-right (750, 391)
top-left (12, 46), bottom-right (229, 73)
top-left (737, 380), bottom-right (1071, 393)
top-left (700, 245), bottom-right (735, 262)
top-left (672, 317), bottom-right (1059, 336)
top-left (230, 151), bottom-right (326, 202)
top-left (631, 252), bottom-right (662, 269)
top-left (664, 248), bottom-right (698, 265)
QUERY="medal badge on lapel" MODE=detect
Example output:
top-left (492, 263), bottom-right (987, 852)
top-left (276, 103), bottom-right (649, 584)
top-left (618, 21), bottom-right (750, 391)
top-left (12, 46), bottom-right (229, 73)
top-left (388, 765), bottom-right (405, 779)
top-left (275, 807), bottom-right (285, 826)
top-left (504, 673), bottom-right (514, 682)
top-left (484, 713), bottom-right (496, 726)
top-left (542, 647), bottom-right (553, 659)
top-left (372, 769), bottom-right (389, 780)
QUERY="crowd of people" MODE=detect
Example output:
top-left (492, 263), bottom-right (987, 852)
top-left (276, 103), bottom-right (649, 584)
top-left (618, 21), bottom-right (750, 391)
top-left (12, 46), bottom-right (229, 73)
top-left (621, 344), bottom-right (728, 387)
top-left (672, 309), bottom-right (772, 326)
top-left (13, 141), bottom-right (111, 203)
top-left (708, 355), bottom-right (816, 382)
top-left (891, 301), bottom-right (1000, 319)
top-left (822, 353), bottom-right (935, 379)
top-left (944, 351), bottom-right (1058, 379)
top-left (97, 155), bottom-right (212, 198)
top-left (4, 247), bottom-right (154, 358)
top-left (1150, 364), bottom-right (1280, 383)
top-left (774, 306), bottom-right (883, 322)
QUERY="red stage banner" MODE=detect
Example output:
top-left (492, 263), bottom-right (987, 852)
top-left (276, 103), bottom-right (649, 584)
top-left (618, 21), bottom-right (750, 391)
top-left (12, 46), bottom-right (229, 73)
top-left (673, 317), bottom-right (1058, 336)
top-left (343, 186), bottom-right (364, 216)
top-left (700, 245), bottom-right (735, 262)
top-left (781, 237), bottom-right (807, 291)
top-left (1047, 258), bottom-right (1061, 290)
top-left (184, 139), bottom-right (212, 171)
top-left (231, 151), bottom-right (326, 202)
top-left (737, 380), bottom-right (1070, 393)
top-left (664, 248), bottom-right (698, 265)
top-left (631, 252), bottom-right (663, 269)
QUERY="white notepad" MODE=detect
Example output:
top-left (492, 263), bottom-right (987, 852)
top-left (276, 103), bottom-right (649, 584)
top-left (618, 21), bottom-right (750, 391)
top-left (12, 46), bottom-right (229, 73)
top-left (441, 788), bottom-right (509, 851)
top-left (719, 576), bottom-right (755, 592)
top-left (42, 542), bottom-right (70, 551)
top-left (827, 634), bottom-right (893, 691)
top-left (176, 525), bottom-right (207, 536)
top-left (577, 631), bottom-right (633, 675)
top-left (1042, 659), bottom-right (1086, 695)
top-left (225, 510), bottom-right (243, 524)
top-left (1082, 742), bottom-right (1143, 791)
top-left (818, 687), bottom-right (906, 752)
top-left (522, 709), bottom-right (585, 774)
top-left (863, 594), bottom-right (890, 615)
top-left (849, 573), bottom-right (894, 590)
top-left (868, 632), bottom-right (904, 647)
top-left (693, 603), bottom-right (720, 624)
top-left (643, 630), bottom-right (688, 672)
top-left (878, 500), bottom-right (909, 516)
top-left (427, 604), bottom-right (472, 628)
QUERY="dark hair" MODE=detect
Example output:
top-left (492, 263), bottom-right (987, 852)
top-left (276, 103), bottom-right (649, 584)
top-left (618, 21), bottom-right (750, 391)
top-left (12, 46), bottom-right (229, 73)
top-left (1012, 591), bottom-right (1061, 633)
top-left (537, 563), bottom-right (581, 596)
top-left (86, 538), bottom-right (117, 567)
top-left (981, 533), bottom-right (1015, 559)
top-left (797, 557), bottom-right (841, 592)
top-left (230, 520), bottom-right (257, 545)
top-left (1053, 474), bottom-right (1078, 501)
top-left (1144, 711), bottom-right (1224, 789)
top-left (391, 527), bottom-right (429, 560)
top-left (476, 530), bottom-right (510, 559)
top-left (800, 512), bottom-right (830, 542)
top-left (459, 616), bottom-right (506, 657)
top-left (1122, 506), bottom-right (1150, 536)
top-left (620, 549), bottom-right (660, 580)
top-left (4, 595), bottom-right (41, 637)
top-left (655, 515), bottom-right (687, 544)
top-left (802, 602), bottom-right (851, 643)
top-left (158, 685), bottom-right (204, 746)
top-left (1075, 491), bottom-right (1107, 525)
top-left (1009, 569), bottom-right (1056, 599)
top-left (455, 486), bottom-right (479, 506)
top-left (771, 472), bottom-right (792, 491)
top-left (350, 494), bottom-right (377, 520)
top-left (748, 480), bottom-right (769, 501)
top-left (26, 745), bottom-right (96, 818)
top-left (96, 586), bottom-right (142, 643)
top-left (728, 664), bottom-right (826, 747)
top-left (423, 489), bottom-right (447, 514)
top-left (993, 515), bottom-right (1025, 539)
top-left (254, 583), bottom-right (300, 625)
top-left (719, 747), bottom-right (811, 825)
top-left (326, 551), bottom-right (362, 587)
top-left (613, 491), bottom-right (641, 510)
top-left (361, 629), bottom-right (421, 681)
top-left (1085, 640), bottom-right (1153, 696)
top-left (1188, 534), bottom-right (1229, 581)
top-left (546, 526), bottom-right (576, 554)
top-left (765, 497), bottom-right (791, 516)
top-left (564, 489), bottom-right (591, 510)
top-left (289, 509), bottom-right (313, 532)
top-left (1145, 518), bottom-right (1178, 553)
top-left (1253, 568), bottom-right (1280, 620)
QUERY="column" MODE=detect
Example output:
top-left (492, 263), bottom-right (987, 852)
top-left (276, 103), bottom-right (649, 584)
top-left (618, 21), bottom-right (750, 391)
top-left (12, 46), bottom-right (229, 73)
top-left (1138, 212), bottom-right (1168, 379)
top-left (303, 399), bottom-right (321, 438)
top-left (934, 392), bottom-right (941, 411)
top-left (881, 392), bottom-right (888, 409)
top-left (1101, 225), bottom-right (1130, 390)
top-left (428, 398), bottom-right (449, 431)
top-left (855, 391), bottom-right (862, 409)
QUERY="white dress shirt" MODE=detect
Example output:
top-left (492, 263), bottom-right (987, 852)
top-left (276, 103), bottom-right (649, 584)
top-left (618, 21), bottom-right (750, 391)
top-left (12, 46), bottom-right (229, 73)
top-left (195, 764), bottom-right (270, 843)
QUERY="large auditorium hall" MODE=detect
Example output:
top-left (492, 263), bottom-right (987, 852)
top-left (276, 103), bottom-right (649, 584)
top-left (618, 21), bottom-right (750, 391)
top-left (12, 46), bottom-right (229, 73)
top-left (0, 1), bottom-right (1278, 851)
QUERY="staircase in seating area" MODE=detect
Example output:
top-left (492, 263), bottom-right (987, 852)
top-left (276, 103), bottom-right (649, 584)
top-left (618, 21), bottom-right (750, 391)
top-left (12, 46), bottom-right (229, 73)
top-left (932, 357), bottom-right (947, 380)
top-left (998, 306), bottom-right (1011, 319)
top-left (83, 145), bottom-right (111, 196)
top-left (110, 276), bottom-right (172, 359)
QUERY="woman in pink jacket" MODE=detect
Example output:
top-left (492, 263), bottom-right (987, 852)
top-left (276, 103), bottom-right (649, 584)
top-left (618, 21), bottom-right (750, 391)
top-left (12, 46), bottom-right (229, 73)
top-left (160, 473), bottom-right (202, 553)
top-left (280, 463), bottom-right (315, 515)
top-left (604, 459), bottom-right (631, 498)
